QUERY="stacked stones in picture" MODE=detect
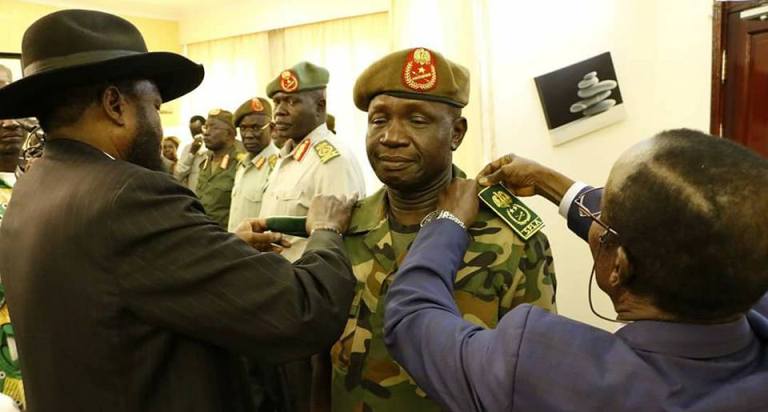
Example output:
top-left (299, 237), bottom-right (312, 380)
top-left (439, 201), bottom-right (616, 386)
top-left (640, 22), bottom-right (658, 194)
top-left (570, 71), bottom-right (617, 116)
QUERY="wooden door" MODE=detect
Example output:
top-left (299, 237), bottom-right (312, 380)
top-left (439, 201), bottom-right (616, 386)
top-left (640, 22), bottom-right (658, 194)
top-left (712, 1), bottom-right (768, 157)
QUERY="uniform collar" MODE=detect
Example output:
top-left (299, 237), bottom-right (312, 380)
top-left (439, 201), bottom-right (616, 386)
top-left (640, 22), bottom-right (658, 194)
top-left (279, 123), bottom-right (330, 160)
top-left (243, 143), bottom-right (278, 167)
top-left (615, 316), bottom-right (756, 359)
top-left (348, 165), bottom-right (467, 234)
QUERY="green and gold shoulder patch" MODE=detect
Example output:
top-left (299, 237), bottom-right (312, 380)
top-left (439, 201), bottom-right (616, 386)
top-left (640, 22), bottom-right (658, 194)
top-left (478, 184), bottom-right (544, 240)
top-left (313, 140), bottom-right (340, 164)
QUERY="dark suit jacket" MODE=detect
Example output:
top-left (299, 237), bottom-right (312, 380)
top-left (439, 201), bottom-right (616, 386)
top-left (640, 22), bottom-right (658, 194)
top-left (0, 139), bottom-right (356, 412)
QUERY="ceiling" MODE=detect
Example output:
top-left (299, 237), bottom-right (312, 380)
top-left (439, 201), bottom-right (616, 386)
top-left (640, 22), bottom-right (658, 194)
top-left (24, 0), bottom-right (229, 20)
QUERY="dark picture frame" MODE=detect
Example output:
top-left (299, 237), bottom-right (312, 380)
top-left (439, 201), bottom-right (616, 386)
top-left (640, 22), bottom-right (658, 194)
top-left (534, 52), bottom-right (626, 146)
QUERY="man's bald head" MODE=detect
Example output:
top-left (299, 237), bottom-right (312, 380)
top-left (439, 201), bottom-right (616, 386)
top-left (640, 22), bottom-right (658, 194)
top-left (602, 129), bottom-right (768, 321)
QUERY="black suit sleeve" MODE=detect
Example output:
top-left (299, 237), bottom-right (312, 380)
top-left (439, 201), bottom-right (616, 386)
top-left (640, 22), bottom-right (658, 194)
top-left (107, 171), bottom-right (355, 363)
top-left (566, 186), bottom-right (602, 242)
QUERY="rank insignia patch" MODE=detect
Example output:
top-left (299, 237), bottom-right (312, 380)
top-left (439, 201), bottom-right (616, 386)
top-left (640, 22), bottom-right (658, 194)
top-left (293, 138), bottom-right (312, 161)
top-left (254, 156), bottom-right (266, 170)
top-left (402, 47), bottom-right (438, 92)
top-left (313, 140), bottom-right (340, 164)
top-left (280, 70), bottom-right (299, 93)
top-left (268, 154), bottom-right (278, 169)
top-left (478, 184), bottom-right (544, 240)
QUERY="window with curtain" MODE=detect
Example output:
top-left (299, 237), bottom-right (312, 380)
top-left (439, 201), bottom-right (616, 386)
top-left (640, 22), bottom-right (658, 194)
top-left (180, 12), bottom-right (390, 194)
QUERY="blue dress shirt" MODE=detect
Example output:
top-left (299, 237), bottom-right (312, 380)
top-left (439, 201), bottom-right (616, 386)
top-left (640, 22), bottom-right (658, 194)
top-left (383, 188), bottom-right (768, 412)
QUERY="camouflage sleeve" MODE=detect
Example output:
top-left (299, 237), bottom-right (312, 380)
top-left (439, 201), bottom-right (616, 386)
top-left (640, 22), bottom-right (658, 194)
top-left (499, 231), bottom-right (557, 316)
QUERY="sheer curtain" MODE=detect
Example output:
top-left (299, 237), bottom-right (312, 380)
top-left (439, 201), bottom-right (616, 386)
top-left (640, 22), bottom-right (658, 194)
top-left (181, 32), bottom-right (272, 135)
top-left (179, 13), bottom-right (389, 193)
top-left (389, 0), bottom-right (495, 176)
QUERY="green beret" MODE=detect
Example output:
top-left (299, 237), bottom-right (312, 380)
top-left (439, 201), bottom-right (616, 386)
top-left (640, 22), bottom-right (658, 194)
top-left (353, 47), bottom-right (469, 111)
top-left (266, 61), bottom-right (329, 98)
top-left (207, 108), bottom-right (235, 129)
top-left (233, 97), bottom-right (272, 127)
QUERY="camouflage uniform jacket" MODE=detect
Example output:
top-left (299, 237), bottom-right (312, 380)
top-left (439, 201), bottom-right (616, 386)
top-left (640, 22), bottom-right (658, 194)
top-left (331, 167), bottom-right (557, 411)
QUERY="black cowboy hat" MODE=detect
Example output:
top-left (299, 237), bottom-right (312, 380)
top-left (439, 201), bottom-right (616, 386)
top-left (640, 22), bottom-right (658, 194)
top-left (0, 9), bottom-right (204, 119)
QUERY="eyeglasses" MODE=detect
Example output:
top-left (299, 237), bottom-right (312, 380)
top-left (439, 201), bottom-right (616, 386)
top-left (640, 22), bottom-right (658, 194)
top-left (239, 122), bottom-right (271, 133)
top-left (575, 187), bottom-right (627, 324)
top-left (574, 186), bottom-right (618, 238)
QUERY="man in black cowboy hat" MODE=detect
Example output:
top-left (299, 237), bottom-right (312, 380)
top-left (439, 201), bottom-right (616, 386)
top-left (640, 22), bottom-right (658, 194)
top-left (0, 10), bottom-right (358, 412)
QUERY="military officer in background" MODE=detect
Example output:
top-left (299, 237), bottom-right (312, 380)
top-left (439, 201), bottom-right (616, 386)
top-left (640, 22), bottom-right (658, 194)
top-left (197, 109), bottom-right (244, 228)
top-left (227, 97), bottom-right (279, 232)
top-left (174, 115), bottom-right (207, 192)
top-left (256, 62), bottom-right (365, 411)
top-left (261, 61), bottom-right (365, 260)
top-left (325, 48), bottom-right (558, 411)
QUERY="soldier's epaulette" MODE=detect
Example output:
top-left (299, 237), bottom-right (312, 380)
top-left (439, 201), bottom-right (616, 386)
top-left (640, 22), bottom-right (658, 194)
top-left (268, 154), bottom-right (278, 170)
top-left (313, 139), bottom-right (340, 164)
top-left (478, 184), bottom-right (544, 241)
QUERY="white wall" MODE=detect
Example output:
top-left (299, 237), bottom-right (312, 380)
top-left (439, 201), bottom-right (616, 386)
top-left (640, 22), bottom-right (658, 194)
top-left (486, 0), bottom-right (713, 329)
top-left (171, 0), bottom-right (715, 330)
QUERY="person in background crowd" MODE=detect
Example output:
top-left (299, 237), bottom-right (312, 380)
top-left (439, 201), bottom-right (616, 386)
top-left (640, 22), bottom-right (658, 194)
top-left (384, 129), bottom-right (768, 412)
top-left (258, 61), bottom-right (366, 411)
top-left (270, 121), bottom-right (288, 149)
top-left (161, 135), bottom-right (180, 174)
top-left (0, 66), bottom-right (12, 88)
top-left (173, 114), bottom-right (206, 191)
top-left (0, 10), bottom-right (359, 411)
top-left (228, 97), bottom-right (279, 232)
top-left (196, 109), bottom-right (244, 228)
top-left (261, 61), bottom-right (365, 259)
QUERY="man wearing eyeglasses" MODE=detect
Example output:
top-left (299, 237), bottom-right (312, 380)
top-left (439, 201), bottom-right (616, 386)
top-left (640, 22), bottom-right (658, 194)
top-left (228, 97), bottom-right (280, 233)
top-left (383, 128), bottom-right (768, 411)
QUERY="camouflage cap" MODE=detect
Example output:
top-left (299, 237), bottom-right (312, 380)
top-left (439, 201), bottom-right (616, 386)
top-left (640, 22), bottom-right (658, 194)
top-left (266, 61), bottom-right (329, 98)
top-left (233, 97), bottom-right (272, 127)
top-left (353, 47), bottom-right (469, 111)
top-left (207, 108), bottom-right (235, 129)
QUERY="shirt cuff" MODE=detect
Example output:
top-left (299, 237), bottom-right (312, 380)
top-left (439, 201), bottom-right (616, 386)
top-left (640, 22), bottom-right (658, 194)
top-left (558, 181), bottom-right (589, 219)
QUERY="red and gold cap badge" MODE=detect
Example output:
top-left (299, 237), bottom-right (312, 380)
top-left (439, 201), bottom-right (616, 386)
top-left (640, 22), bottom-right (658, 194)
top-left (280, 70), bottom-right (299, 93)
top-left (402, 47), bottom-right (438, 92)
top-left (250, 98), bottom-right (264, 112)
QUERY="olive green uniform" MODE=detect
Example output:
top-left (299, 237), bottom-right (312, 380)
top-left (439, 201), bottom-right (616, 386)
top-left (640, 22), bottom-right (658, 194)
top-left (196, 145), bottom-right (244, 228)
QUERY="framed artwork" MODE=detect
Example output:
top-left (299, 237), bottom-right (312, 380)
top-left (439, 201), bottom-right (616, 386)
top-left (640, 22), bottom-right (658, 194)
top-left (0, 53), bottom-right (22, 87)
top-left (534, 52), bottom-right (626, 146)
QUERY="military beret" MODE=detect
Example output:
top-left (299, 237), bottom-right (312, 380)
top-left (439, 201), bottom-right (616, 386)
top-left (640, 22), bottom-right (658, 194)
top-left (353, 47), bottom-right (469, 111)
top-left (266, 61), bottom-right (329, 98)
top-left (207, 108), bottom-right (235, 129)
top-left (233, 97), bottom-right (272, 127)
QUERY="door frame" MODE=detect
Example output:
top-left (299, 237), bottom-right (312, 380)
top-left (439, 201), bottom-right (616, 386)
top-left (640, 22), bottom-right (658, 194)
top-left (710, 0), bottom-right (768, 135)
